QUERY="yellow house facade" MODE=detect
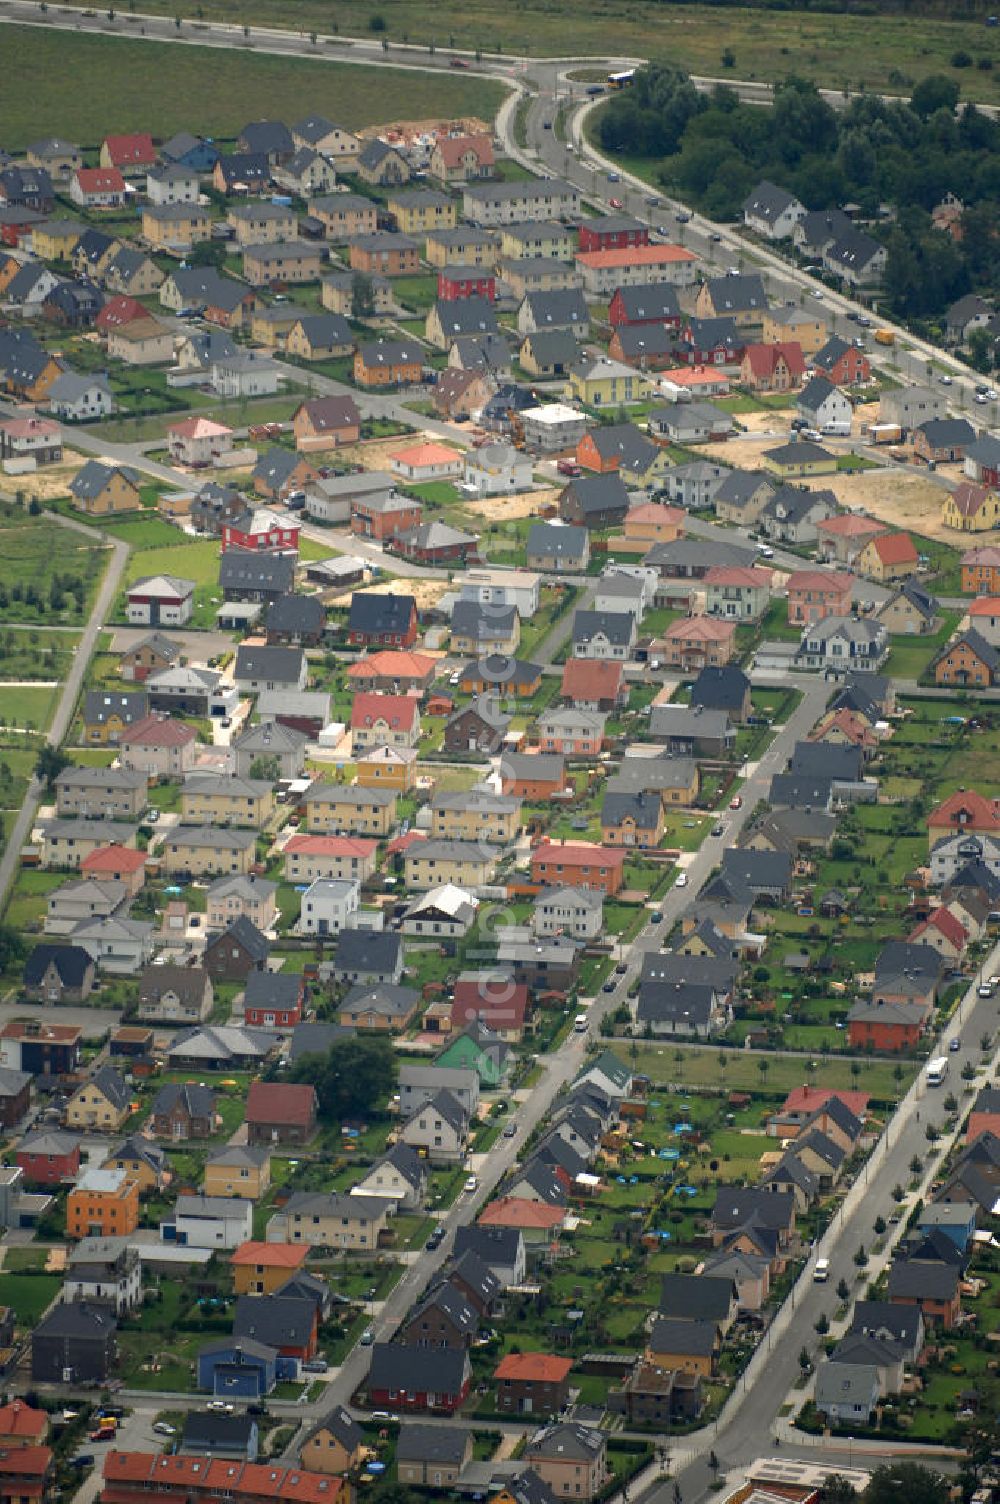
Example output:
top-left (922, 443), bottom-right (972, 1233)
top-left (425, 228), bottom-right (497, 269)
top-left (65, 1078), bottom-right (130, 1132)
top-left (304, 786), bottom-right (397, 837)
top-left (355, 746), bottom-right (418, 793)
top-left (102, 1143), bottom-right (163, 1192)
top-left (32, 221), bottom-right (84, 261)
top-left (181, 777), bottom-right (275, 829)
top-left (942, 485), bottom-right (1000, 532)
top-left (404, 840), bottom-right (499, 890)
top-left (388, 191), bottom-right (457, 235)
top-left (761, 308), bottom-right (827, 356)
top-left (568, 360), bottom-right (648, 409)
top-left (430, 801), bottom-right (520, 844)
top-left (142, 205), bottom-right (212, 250)
top-left (158, 829), bottom-right (257, 877)
top-left (204, 1147), bottom-right (271, 1200)
top-left (500, 223), bottom-right (574, 261)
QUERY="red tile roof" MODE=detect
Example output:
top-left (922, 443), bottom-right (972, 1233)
top-left (82, 844), bottom-right (146, 875)
top-left (434, 134), bottom-right (495, 170)
top-left (910, 906), bottom-right (967, 950)
top-left (102, 133), bottom-right (156, 167)
top-left (742, 341), bottom-right (806, 378)
top-left (928, 789), bottom-right (1000, 831)
top-left (868, 531), bottom-right (918, 565)
top-left (782, 1085), bottom-right (869, 1118)
top-left (950, 482), bottom-right (993, 519)
top-left (76, 167), bottom-right (126, 194)
top-left (704, 565), bottom-right (772, 588)
top-left (0, 1444), bottom-right (51, 1480)
top-left (577, 244), bottom-right (696, 270)
top-left (452, 977), bottom-right (529, 1030)
top-left (662, 617), bottom-right (735, 644)
top-left (230, 1240), bottom-right (310, 1269)
top-left (123, 712), bottom-right (197, 748)
top-left (493, 1352), bottom-right (573, 1382)
top-left (350, 691), bottom-right (419, 733)
top-left (963, 546), bottom-right (1000, 567)
top-left (968, 596), bottom-right (1000, 616)
top-left (284, 835), bottom-right (377, 858)
top-left (347, 651), bottom-right (437, 680)
top-left (102, 1450), bottom-right (344, 1504)
top-left (786, 570), bottom-right (854, 594)
top-left (0, 1402), bottom-right (47, 1440)
top-left (560, 658), bottom-right (624, 702)
top-left (96, 295), bottom-right (148, 331)
top-left (479, 1198), bottom-right (565, 1229)
top-left (533, 841), bottom-right (626, 870)
top-left (245, 1081), bottom-right (317, 1127)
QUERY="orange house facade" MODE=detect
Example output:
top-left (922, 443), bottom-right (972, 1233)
top-left (933, 634), bottom-right (998, 688)
top-left (786, 569), bottom-right (854, 625)
top-left (961, 546), bottom-right (1000, 595)
top-left (66, 1169), bottom-right (139, 1239)
top-left (623, 502), bottom-right (685, 544)
top-left (530, 841), bottom-right (625, 895)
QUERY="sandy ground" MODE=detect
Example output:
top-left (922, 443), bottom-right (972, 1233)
top-left (326, 576), bottom-right (452, 610)
top-left (5, 453), bottom-right (86, 501)
top-left (337, 434), bottom-right (466, 472)
top-left (702, 432), bottom-right (780, 468)
top-left (466, 485), bottom-right (559, 522)
top-left (357, 116), bottom-right (493, 142)
top-left (796, 470), bottom-right (961, 544)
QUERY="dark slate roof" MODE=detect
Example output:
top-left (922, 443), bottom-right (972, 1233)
top-left (23, 943), bottom-right (93, 989)
top-left (396, 1424), bottom-right (469, 1465)
top-left (572, 609), bottom-right (635, 648)
top-left (205, 915), bottom-right (270, 963)
top-left (721, 848), bottom-right (792, 892)
top-left (691, 666), bottom-right (750, 712)
top-left (615, 283), bottom-right (681, 322)
top-left (334, 930), bottom-right (403, 976)
top-left (367, 1342), bottom-right (469, 1393)
top-left (648, 1316), bottom-right (717, 1356)
top-left (219, 549), bottom-right (295, 593)
top-left (917, 416), bottom-right (977, 448)
top-left (348, 592), bottom-right (417, 637)
top-left (290, 1021), bottom-right (354, 1061)
top-left (150, 1081), bottom-right (215, 1120)
top-left (264, 593), bottom-right (325, 637)
top-left (563, 472), bottom-right (630, 518)
top-left (789, 740), bottom-right (864, 782)
top-left (451, 600), bottom-right (518, 643)
top-left (182, 1413), bottom-right (257, 1451)
top-left (886, 1258), bottom-right (959, 1302)
top-left (659, 1272), bottom-right (733, 1323)
top-left (233, 1293), bottom-right (315, 1349)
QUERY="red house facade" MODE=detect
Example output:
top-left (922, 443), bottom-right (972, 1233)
top-left (17, 1133), bottom-right (81, 1186)
top-left (243, 974), bottom-right (306, 1031)
top-left (578, 218), bottom-right (650, 254)
top-left (220, 513), bottom-right (300, 554)
top-left (530, 841), bottom-right (626, 895)
top-left (437, 268), bottom-right (496, 303)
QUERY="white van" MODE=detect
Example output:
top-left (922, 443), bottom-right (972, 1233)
top-left (574, 1014), bottom-right (588, 1032)
top-left (813, 1257), bottom-right (830, 1282)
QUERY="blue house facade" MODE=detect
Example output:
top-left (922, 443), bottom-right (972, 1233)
top-left (917, 1201), bottom-right (976, 1252)
top-left (197, 1338), bottom-right (278, 1398)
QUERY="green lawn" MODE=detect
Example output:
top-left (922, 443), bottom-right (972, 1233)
top-left (0, 684), bottom-right (60, 733)
top-left (626, 1044), bottom-right (916, 1104)
top-left (0, 1273), bottom-right (62, 1327)
top-left (0, 628), bottom-right (80, 682)
top-left (0, 508), bottom-right (108, 627)
top-left (0, 25), bottom-right (507, 147)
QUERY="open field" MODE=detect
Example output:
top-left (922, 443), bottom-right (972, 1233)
top-left (800, 468), bottom-right (973, 545)
top-left (38, 0), bottom-right (1000, 102)
top-left (0, 511), bottom-right (109, 627)
top-left (628, 1043), bottom-right (917, 1104)
top-left (0, 26), bottom-right (507, 146)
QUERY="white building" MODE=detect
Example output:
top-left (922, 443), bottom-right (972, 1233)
top-left (456, 567), bottom-right (541, 620)
top-left (126, 575), bottom-right (195, 628)
top-left (533, 884), bottom-right (604, 940)
top-left (298, 878), bottom-right (361, 937)
top-left (401, 884), bottom-right (478, 938)
top-left (521, 403), bottom-right (589, 453)
top-left (46, 373), bottom-right (116, 421)
top-left (164, 1195), bottom-right (253, 1249)
top-left (463, 442), bottom-right (534, 497)
top-left (146, 164), bottom-right (199, 205)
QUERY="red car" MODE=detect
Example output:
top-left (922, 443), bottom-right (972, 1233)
top-left (609, 197), bottom-right (624, 210)
top-left (449, 56), bottom-right (469, 67)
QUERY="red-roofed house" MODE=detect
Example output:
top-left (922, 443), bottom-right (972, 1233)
top-left (120, 713), bottom-right (198, 780)
top-left (231, 1239), bottom-right (309, 1295)
top-left (429, 134), bottom-right (495, 185)
top-left (816, 513), bottom-right (887, 566)
top-left (531, 841), bottom-right (625, 895)
top-left (283, 834), bottom-right (378, 884)
top-left (96, 295), bottom-right (148, 333)
top-left (855, 531), bottom-right (919, 584)
top-left (659, 616), bottom-right (736, 671)
top-left (245, 1082), bottom-right (317, 1148)
top-left (777, 1085), bottom-right (869, 1125)
top-left (100, 1449), bottom-right (345, 1504)
top-left (909, 906), bottom-right (968, 960)
top-left (808, 707), bottom-right (877, 754)
top-left (962, 545), bottom-right (1000, 595)
top-left (493, 1352), bottom-right (573, 1414)
top-left (967, 1111), bottom-right (1000, 1145)
top-left (576, 244), bottom-right (698, 297)
top-left (0, 1401), bottom-right (48, 1447)
top-left (81, 844), bottom-right (146, 897)
top-left (786, 569), bottom-right (854, 625)
top-left (70, 167), bottom-right (127, 208)
top-left (740, 342), bottom-right (806, 393)
top-left (0, 1444), bottom-right (52, 1501)
top-left (560, 658), bottom-right (627, 712)
top-left (452, 976), bottom-right (530, 1041)
top-left (347, 651), bottom-right (437, 694)
top-left (350, 692), bottom-right (420, 752)
top-left (927, 789), bottom-right (1000, 844)
top-left (623, 501), bottom-right (686, 543)
top-left (100, 133), bottom-right (157, 175)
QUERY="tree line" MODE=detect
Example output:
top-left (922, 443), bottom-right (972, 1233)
top-left (598, 66), bottom-right (1000, 327)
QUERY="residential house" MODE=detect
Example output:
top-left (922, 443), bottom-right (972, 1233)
top-left (245, 1082), bottom-right (317, 1147)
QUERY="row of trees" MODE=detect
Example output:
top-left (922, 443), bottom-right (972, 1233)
top-left (598, 66), bottom-right (1000, 320)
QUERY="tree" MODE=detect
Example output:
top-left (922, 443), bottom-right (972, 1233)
top-left (798, 1345), bottom-right (811, 1371)
top-left (248, 755), bottom-right (281, 783)
top-left (352, 273), bottom-right (376, 319)
top-left (862, 1464), bottom-right (949, 1504)
top-left (836, 1276), bottom-right (850, 1301)
top-left (287, 1035), bottom-right (397, 1121)
top-left (873, 1215), bottom-right (886, 1236)
top-left (0, 926), bottom-right (25, 976)
top-left (910, 75), bottom-right (960, 121)
top-left (35, 744), bottom-right (70, 794)
top-left (814, 1312), bottom-right (830, 1335)
top-left (368, 12), bottom-right (386, 28)
top-left (822, 1479), bottom-right (860, 1504)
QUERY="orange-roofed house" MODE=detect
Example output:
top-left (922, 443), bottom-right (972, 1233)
top-left (740, 342), bottom-right (806, 393)
top-left (0, 1444), bottom-right (52, 1501)
top-left (704, 565), bottom-right (772, 621)
top-left (575, 244), bottom-right (698, 296)
top-left (530, 841), bottom-right (626, 895)
top-left (231, 1239), bottom-right (310, 1294)
top-left (786, 569), bottom-right (854, 625)
top-left (967, 1106), bottom-right (1000, 1144)
top-left (779, 1085), bottom-right (869, 1125)
top-left (659, 616), bottom-right (736, 671)
top-left (350, 691), bottom-right (421, 752)
top-left (479, 1198), bottom-right (566, 1243)
top-left (347, 651), bottom-right (437, 695)
top-left (100, 132), bottom-right (157, 174)
top-left (100, 1451), bottom-right (346, 1504)
top-left (816, 513), bottom-right (887, 566)
top-left (561, 658), bottom-right (628, 712)
top-left (942, 482), bottom-right (1000, 533)
top-left (0, 1401), bottom-right (48, 1448)
top-left (962, 545), bottom-right (1000, 595)
top-left (429, 134), bottom-right (496, 186)
top-left (389, 442), bottom-right (464, 484)
top-left (927, 789), bottom-right (1000, 846)
top-left (168, 416), bottom-right (234, 468)
top-left (808, 707), bottom-right (877, 755)
top-left (283, 834), bottom-right (378, 885)
top-left (855, 531), bottom-right (919, 584)
top-left (81, 844), bottom-right (146, 897)
top-left (909, 906), bottom-right (968, 961)
top-left (623, 501), bottom-right (685, 543)
top-left (494, 1353), bottom-right (573, 1414)
top-left (967, 596), bottom-right (1000, 646)
top-left (661, 365), bottom-right (731, 396)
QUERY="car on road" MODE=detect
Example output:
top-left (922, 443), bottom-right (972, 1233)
top-left (675, 209), bottom-right (691, 222)
top-left (449, 56), bottom-right (469, 66)
top-left (602, 981), bottom-right (616, 993)
top-left (978, 982), bottom-right (996, 998)
top-left (360, 1328), bottom-right (374, 1345)
top-left (609, 197), bottom-right (623, 209)
top-left (543, 120), bottom-right (552, 129)
top-left (72, 1457), bottom-right (95, 1470)
top-left (975, 394), bottom-right (990, 404)
top-left (712, 823), bottom-right (724, 836)
top-left (950, 1037), bottom-right (961, 1051)
top-left (650, 911), bottom-right (663, 923)
top-left (710, 232), bottom-right (722, 242)
top-left (503, 1123), bottom-right (517, 1137)
top-left (756, 542), bottom-right (775, 558)
top-left (91, 1426), bottom-right (116, 1442)
top-left (616, 963), bottom-right (628, 974)
top-left (207, 1402), bottom-right (234, 1414)
top-left (464, 1174), bottom-right (478, 1192)
top-left (857, 314), bottom-right (872, 326)
top-left (810, 288), bottom-right (824, 298)
top-left (988, 389), bottom-right (999, 400)
top-left (607, 171), bottom-right (621, 181)
top-left (846, 311), bottom-right (859, 322)
top-left (729, 795), bottom-right (743, 810)
top-left (302, 1359), bottom-right (329, 1373)
top-left (675, 872), bottom-right (688, 887)
top-left (939, 374), bottom-right (953, 385)
top-left (153, 1423), bottom-right (176, 1437)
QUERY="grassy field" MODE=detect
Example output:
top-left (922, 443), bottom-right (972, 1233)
top-left (0, 510), bottom-right (108, 627)
top-left (1, 26), bottom-right (507, 147)
top-left (0, 628), bottom-right (80, 682)
top-left (627, 1044), bottom-right (916, 1104)
top-left (39, 0), bottom-right (1000, 102)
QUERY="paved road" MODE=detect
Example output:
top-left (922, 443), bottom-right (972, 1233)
top-left (0, 516), bottom-right (128, 912)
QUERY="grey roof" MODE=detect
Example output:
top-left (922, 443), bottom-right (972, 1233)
top-left (563, 472), bottom-right (630, 519)
top-left (219, 549), bottom-right (296, 594)
top-left (659, 1272), bottom-right (733, 1323)
top-left (851, 1300), bottom-right (925, 1348)
top-left (23, 943), bottom-right (93, 990)
top-left (608, 755), bottom-right (698, 796)
top-left (334, 930), bottom-right (403, 975)
top-left (182, 1413), bottom-right (257, 1452)
top-left (712, 1187), bottom-right (794, 1231)
top-left (614, 283), bottom-right (681, 321)
top-left (917, 416), bottom-right (977, 448)
top-left (395, 1424), bottom-right (469, 1466)
top-left (601, 788), bottom-right (662, 830)
top-left (705, 273), bottom-right (767, 314)
top-left (451, 599), bottom-right (518, 643)
top-left (289, 1021), bottom-right (354, 1061)
top-left (797, 374), bottom-right (845, 415)
top-left (367, 1343), bottom-right (469, 1395)
top-left (36, 1302), bottom-right (117, 1339)
top-left (886, 1258), bottom-right (959, 1301)
top-left (814, 1362), bottom-right (878, 1412)
top-left (234, 644), bottom-right (304, 682)
top-left (150, 1080), bottom-right (215, 1120)
top-left (234, 1292), bottom-right (316, 1349)
top-left (743, 180), bottom-right (802, 224)
top-left (764, 440), bottom-right (835, 465)
top-left (826, 229), bottom-right (884, 274)
top-left (527, 1423), bottom-right (606, 1463)
top-left (86, 1066), bottom-right (130, 1112)
top-left (454, 1223), bottom-right (523, 1267)
top-left (523, 289), bottom-right (589, 328)
top-left (406, 1089), bottom-right (468, 1135)
top-left (70, 460), bottom-right (140, 501)
top-left (527, 522), bottom-right (589, 562)
top-left (342, 982), bottom-right (419, 1020)
top-left (691, 666), bottom-right (750, 712)
top-left (721, 847), bottom-right (792, 892)
top-left (433, 296), bottom-right (500, 338)
top-left (648, 1316), bottom-right (717, 1357)
top-left (572, 609), bottom-right (635, 648)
